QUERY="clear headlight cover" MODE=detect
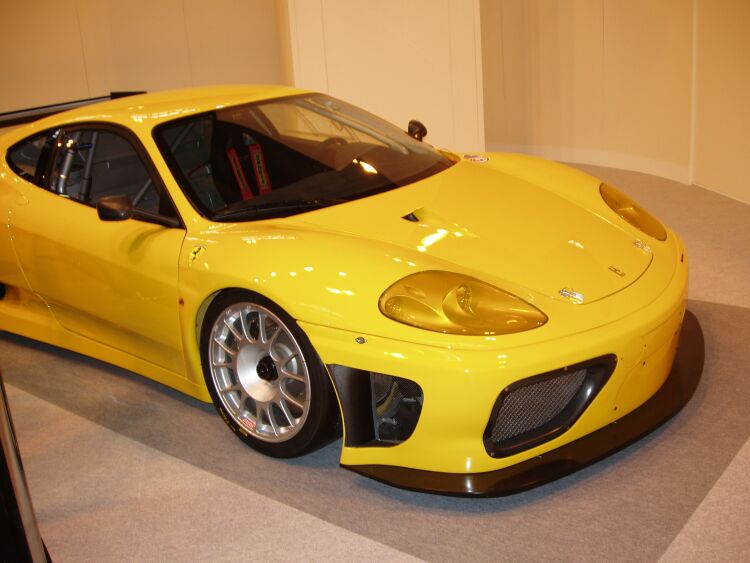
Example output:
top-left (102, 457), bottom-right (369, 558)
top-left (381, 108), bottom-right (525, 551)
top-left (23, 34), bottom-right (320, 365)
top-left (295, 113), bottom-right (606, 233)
top-left (600, 182), bottom-right (667, 241)
top-left (378, 271), bottom-right (547, 335)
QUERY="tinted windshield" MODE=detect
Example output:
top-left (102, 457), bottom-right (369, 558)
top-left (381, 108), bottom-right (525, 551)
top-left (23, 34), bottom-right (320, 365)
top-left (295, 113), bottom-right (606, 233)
top-left (154, 94), bottom-right (453, 221)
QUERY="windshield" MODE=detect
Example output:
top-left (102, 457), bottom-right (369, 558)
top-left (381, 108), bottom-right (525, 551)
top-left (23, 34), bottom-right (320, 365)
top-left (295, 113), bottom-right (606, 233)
top-left (154, 94), bottom-right (453, 221)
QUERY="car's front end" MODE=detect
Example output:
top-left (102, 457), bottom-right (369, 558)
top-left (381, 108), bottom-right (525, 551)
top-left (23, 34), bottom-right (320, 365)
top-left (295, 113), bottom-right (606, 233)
top-left (303, 237), bottom-right (691, 494)
top-left (284, 154), bottom-right (697, 495)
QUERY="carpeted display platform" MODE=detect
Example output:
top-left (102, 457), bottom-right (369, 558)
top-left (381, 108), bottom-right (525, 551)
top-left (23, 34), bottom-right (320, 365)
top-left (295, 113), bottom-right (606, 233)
top-left (1, 167), bottom-right (749, 561)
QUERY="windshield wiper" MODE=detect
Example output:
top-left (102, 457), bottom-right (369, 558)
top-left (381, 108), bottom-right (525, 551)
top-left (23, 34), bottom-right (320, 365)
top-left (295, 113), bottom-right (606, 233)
top-left (213, 199), bottom-right (345, 221)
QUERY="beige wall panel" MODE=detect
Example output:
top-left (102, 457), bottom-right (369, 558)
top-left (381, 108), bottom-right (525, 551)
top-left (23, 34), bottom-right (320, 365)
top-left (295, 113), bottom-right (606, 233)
top-left (693, 0), bottom-right (750, 204)
top-left (0, 0), bottom-right (286, 117)
top-left (0, 1), bottom-right (90, 112)
top-left (484, 0), bottom-right (603, 149)
top-left (287, 0), bottom-right (330, 93)
top-left (75, 0), bottom-right (193, 95)
top-left (546, 0), bottom-right (604, 148)
top-left (480, 0), bottom-right (504, 147)
top-left (287, 0), bottom-right (484, 151)
top-left (183, 0), bottom-right (284, 86)
top-left (275, 0), bottom-right (295, 85)
top-left (600, 0), bottom-right (692, 173)
top-left (483, 0), bottom-right (693, 183)
top-left (447, 0), bottom-right (485, 151)
top-left (320, 0), bottom-right (454, 147)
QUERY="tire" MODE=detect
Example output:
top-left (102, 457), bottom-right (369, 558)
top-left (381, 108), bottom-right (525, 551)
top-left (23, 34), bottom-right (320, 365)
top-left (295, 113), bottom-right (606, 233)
top-left (200, 289), bottom-right (334, 458)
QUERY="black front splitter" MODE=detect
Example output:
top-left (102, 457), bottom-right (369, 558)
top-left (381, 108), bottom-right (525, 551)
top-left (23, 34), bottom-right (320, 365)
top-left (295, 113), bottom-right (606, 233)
top-left (342, 310), bottom-right (704, 497)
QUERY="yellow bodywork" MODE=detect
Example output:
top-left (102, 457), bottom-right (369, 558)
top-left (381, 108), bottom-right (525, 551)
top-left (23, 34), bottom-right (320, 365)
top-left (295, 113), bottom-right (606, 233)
top-left (0, 85), bottom-right (687, 476)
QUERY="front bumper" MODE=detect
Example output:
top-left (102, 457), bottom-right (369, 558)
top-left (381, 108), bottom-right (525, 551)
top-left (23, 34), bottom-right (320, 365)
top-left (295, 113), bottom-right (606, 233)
top-left (299, 233), bottom-right (695, 494)
top-left (341, 310), bottom-right (703, 496)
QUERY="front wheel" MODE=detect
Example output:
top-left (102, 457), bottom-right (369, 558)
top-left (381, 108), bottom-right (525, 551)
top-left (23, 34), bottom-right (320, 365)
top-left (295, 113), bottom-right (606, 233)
top-left (201, 290), bottom-right (334, 457)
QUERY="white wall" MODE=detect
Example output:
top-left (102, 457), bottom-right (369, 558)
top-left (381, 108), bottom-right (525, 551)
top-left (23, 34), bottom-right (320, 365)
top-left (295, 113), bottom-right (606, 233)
top-left (285, 0), bottom-right (485, 151)
top-left (3, 0), bottom-right (747, 205)
top-left (481, 0), bottom-right (750, 205)
top-left (0, 0), bottom-right (286, 113)
top-left (693, 0), bottom-right (750, 204)
top-left (481, 0), bottom-right (693, 185)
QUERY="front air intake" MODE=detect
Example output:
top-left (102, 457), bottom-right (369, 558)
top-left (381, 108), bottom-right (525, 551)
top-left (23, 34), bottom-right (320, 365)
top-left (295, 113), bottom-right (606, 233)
top-left (327, 365), bottom-right (423, 447)
top-left (370, 373), bottom-right (423, 443)
top-left (484, 355), bottom-right (616, 457)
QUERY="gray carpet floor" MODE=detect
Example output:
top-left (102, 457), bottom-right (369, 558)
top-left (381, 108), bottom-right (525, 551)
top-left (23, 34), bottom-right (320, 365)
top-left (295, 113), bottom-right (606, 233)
top-left (1, 164), bottom-right (749, 562)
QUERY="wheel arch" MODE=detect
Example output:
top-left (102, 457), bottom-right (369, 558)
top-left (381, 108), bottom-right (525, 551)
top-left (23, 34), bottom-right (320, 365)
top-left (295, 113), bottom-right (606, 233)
top-left (193, 286), bottom-right (297, 347)
top-left (186, 285), bottom-right (338, 394)
top-left (195, 286), bottom-right (341, 456)
top-left (183, 286), bottom-right (263, 396)
top-left (193, 288), bottom-right (227, 348)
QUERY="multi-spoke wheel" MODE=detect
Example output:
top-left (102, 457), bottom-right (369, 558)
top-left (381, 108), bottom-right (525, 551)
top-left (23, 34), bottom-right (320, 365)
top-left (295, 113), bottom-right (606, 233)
top-left (201, 290), bottom-right (335, 457)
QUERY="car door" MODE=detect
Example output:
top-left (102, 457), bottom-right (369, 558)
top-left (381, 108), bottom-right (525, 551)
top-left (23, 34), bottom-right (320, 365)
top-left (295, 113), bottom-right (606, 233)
top-left (7, 124), bottom-right (186, 375)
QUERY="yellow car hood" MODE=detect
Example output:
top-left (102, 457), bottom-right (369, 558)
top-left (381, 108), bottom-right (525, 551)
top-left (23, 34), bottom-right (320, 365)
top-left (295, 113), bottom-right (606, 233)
top-left (294, 159), bottom-right (651, 304)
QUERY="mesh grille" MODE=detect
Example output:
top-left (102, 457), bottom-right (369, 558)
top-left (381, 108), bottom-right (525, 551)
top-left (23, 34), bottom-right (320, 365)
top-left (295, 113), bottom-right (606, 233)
top-left (490, 369), bottom-right (587, 444)
top-left (484, 355), bottom-right (616, 457)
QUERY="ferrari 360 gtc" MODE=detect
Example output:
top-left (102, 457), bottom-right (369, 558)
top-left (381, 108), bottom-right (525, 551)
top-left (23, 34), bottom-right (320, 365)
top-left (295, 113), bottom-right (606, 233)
top-left (0, 86), bottom-right (702, 495)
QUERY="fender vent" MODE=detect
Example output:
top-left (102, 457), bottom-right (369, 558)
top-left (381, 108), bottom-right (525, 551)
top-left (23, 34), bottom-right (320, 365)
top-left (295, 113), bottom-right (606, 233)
top-left (328, 365), bottom-right (423, 447)
top-left (484, 355), bottom-right (616, 457)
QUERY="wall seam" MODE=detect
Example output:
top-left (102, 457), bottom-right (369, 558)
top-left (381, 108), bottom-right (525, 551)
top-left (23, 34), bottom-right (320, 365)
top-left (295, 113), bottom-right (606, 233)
top-left (599, 0), bottom-right (605, 144)
top-left (688, 0), bottom-right (698, 186)
top-left (474, 0), bottom-right (485, 151)
top-left (447, 0), bottom-right (457, 149)
top-left (319, 0), bottom-right (330, 93)
top-left (181, 0), bottom-right (195, 87)
top-left (72, 1), bottom-right (92, 97)
top-left (499, 1), bottom-right (506, 104)
top-left (287, 1), bottom-right (301, 87)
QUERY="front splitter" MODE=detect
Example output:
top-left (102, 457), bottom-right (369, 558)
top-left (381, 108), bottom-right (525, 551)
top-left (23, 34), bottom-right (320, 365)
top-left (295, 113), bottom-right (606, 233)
top-left (342, 310), bottom-right (704, 497)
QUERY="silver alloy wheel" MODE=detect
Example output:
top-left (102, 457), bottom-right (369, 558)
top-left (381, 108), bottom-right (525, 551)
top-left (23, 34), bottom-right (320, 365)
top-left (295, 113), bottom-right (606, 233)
top-left (208, 302), bottom-right (311, 442)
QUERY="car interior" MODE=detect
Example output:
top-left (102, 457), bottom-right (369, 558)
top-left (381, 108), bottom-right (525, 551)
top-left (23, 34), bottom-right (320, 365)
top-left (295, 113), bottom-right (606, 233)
top-left (8, 128), bottom-right (170, 218)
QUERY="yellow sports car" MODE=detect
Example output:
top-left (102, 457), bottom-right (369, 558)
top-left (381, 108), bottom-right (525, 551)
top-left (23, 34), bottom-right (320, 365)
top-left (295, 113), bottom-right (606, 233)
top-left (0, 86), bottom-right (702, 496)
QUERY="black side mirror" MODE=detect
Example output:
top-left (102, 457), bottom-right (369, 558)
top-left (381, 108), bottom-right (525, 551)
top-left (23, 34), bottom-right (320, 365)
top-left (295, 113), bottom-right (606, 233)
top-left (408, 119), bottom-right (427, 142)
top-left (97, 195), bottom-right (134, 221)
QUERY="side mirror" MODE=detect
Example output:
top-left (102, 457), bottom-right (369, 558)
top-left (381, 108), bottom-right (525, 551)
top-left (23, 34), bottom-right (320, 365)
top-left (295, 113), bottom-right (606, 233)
top-left (407, 119), bottom-right (427, 142)
top-left (97, 195), bottom-right (133, 221)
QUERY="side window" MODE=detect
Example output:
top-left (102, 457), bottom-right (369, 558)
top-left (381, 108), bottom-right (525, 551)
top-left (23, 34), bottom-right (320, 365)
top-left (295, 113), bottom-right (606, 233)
top-left (50, 128), bottom-right (175, 218)
top-left (158, 115), bottom-right (220, 211)
top-left (6, 130), bottom-right (55, 183)
top-left (49, 130), bottom-right (94, 199)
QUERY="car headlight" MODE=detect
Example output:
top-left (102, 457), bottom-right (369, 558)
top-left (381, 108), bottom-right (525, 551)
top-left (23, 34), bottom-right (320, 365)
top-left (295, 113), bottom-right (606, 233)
top-left (378, 271), bottom-right (547, 335)
top-left (600, 182), bottom-right (667, 241)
